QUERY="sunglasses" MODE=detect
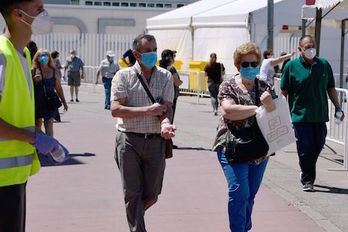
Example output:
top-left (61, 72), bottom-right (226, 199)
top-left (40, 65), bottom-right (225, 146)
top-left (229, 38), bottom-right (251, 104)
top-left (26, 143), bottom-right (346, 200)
top-left (241, 61), bottom-right (258, 68)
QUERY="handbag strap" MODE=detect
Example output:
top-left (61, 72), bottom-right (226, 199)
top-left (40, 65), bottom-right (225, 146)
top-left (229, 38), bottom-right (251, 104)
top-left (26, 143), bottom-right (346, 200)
top-left (38, 65), bottom-right (56, 98)
top-left (134, 69), bottom-right (156, 104)
top-left (254, 78), bottom-right (260, 106)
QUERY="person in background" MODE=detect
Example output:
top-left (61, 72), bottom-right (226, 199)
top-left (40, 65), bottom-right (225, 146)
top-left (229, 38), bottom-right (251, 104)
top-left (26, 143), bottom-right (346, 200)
top-left (122, 48), bottom-right (136, 67)
top-left (27, 40), bottom-right (37, 61)
top-left (281, 35), bottom-right (344, 192)
top-left (159, 49), bottom-right (182, 149)
top-left (51, 50), bottom-right (63, 81)
top-left (111, 34), bottom-right (175, 232)
top-left (32, 49), bottom-right (68, 136)
top-left (63, 49), bottom-right (84, 102)
top-left (213, 42), bottom-right (275, 232)
top-left (259, 48), bottom-right (295, 85)
top-left (95, 50), bottom-right (120, 110)
top-left (0, 1), bottom-right (68, 231)
top-left (205, 53), bottom-right (225, 115)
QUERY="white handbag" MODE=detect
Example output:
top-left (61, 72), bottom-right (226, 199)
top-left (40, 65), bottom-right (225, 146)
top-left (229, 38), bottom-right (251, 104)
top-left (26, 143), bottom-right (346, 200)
top-left (255, 95), bottom-right (296, 156)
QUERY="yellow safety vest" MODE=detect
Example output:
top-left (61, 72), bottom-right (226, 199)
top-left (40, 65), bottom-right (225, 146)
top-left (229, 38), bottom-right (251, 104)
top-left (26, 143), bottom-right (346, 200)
top-left (0, 35), bottom-right (40, 187)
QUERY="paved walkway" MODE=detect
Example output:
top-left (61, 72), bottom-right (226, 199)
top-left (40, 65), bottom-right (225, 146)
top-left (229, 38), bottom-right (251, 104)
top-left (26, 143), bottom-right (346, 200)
top-left (26, 84), bottom-right (348, 231)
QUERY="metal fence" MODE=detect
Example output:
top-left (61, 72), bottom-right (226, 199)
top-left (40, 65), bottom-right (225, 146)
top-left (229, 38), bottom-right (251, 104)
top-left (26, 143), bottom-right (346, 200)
top-left (32, 33), bottom-right (136, 67)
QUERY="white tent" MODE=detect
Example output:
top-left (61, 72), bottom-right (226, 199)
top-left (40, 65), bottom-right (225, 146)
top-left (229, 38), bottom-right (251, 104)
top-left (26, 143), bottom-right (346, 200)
top-left (147, 0), bottom-right (348, 74)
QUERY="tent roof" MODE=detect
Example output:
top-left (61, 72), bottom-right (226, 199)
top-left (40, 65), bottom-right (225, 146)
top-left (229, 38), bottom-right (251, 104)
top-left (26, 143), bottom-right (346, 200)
top-left (192, 0), bottom-right (285, 27)
top-left (146, 0), bottom-right (235, 29)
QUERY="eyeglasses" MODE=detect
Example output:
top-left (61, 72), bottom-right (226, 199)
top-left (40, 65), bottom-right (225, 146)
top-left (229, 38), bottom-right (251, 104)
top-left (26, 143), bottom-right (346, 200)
top-left (241, 61), bottom-right (258, 68)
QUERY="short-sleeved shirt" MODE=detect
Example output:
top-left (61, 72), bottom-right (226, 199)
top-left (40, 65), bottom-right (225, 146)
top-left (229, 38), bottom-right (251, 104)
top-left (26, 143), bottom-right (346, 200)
top-left (65, 56), bottom-right (84, 72)
top-left (259, 58), bottom-right (275, 83)
top-left (123, 49), bottom-right (136, 66)
top-left (280, 56), bottom-right (335, 123)
top-left (111, 62), bottom-right (174, 134)
top-left (98, 59), bottom-right (120, 79)
top-left (205, 62), bottom-right (225, 84)
top-left (0, 51), bottom-right (32, 97)
top-left (212, 76), bottom-right (271, 153)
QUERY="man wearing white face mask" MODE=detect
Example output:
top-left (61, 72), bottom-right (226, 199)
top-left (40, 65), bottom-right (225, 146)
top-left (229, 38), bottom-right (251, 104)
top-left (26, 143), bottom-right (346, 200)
top-left (281, 35), bottom-right (344, 192)
top-left (0, 1), bottom-right (69, 231)
top-left (111, 34), bottom-right (175, 232)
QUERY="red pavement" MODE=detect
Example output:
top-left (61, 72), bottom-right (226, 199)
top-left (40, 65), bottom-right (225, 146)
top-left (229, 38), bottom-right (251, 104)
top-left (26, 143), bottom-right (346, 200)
top-left (26, 91), bottom-right (325, 231)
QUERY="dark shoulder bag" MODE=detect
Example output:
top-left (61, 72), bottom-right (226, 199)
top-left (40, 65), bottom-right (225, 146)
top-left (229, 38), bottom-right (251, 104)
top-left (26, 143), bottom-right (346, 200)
top-left (39, 66), bottom-right (62, 111)
top-left (224, 78), bottom-right (269, 163)
top-left (134, 70), bottom-right (173, 159)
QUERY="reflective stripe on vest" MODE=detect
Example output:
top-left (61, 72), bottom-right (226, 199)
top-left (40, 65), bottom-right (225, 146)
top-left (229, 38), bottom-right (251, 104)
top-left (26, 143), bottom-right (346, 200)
top-left (0, 126), bottom-right (35, 142)
top-left (0, 153), bottom-right (33, 169)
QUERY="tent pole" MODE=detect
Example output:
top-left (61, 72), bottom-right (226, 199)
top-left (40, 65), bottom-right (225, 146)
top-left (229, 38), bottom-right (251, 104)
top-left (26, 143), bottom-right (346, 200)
top-left (340, 19), bottom-right (347, 89)
top-left (314, 8), bottom-right (322, 56)
top-left (267, 0), bottom-right (274, 50)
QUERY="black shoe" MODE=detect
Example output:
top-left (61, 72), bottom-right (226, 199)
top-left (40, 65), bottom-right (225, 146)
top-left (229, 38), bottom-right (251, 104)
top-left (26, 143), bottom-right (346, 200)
top-left (172, 144), bottom-right (178, 149)
top-left (70, 99), bottom-right (74, 102)
top-left (107, 106), bottom-right (110, 110)
top-left (76, 99), bottom-right (80, 102)
top-left (105, 105), bottom-right (107, 109)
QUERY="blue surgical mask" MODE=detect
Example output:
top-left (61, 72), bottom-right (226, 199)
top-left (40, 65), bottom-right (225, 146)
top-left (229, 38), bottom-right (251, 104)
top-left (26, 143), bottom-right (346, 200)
top-left (240, 67), bottom-right (260, 80)
top-left (141, 52), bottom-right (157, 69)
top-left (39, 54), bottom-right (49, 65)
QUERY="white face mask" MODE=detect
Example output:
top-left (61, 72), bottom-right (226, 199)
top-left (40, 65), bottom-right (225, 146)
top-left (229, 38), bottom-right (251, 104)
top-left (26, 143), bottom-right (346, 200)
top-left (303, 48), bottom-right (316, 60)
top-left (20, 10), bottom-right (52, 35)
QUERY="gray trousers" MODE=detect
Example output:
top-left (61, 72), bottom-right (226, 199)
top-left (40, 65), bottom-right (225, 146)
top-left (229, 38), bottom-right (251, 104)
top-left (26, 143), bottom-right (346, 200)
top-left (115, 131), bottom-right (166, 232)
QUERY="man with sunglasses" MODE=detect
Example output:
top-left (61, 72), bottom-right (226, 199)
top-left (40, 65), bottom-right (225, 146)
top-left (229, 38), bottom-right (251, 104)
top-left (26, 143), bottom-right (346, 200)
top-left (111, 34), bottom-right (175, 232)
top-left (205, 53), bottom-right (225, 115)
top-left (281, 35), bottom-right (344, 192)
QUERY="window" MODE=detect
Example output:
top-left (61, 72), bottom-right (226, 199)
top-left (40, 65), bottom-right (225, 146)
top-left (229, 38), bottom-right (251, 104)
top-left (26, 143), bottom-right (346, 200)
top-left (139, 3), bottom-right (146, 7)
top-left (147, 3), bottom-right (155, 7)
top-left (103, 2), bottom-right (111, 6)
top-left (130, 3), bottom-right (137, 7)
top-left (121, 2), bottom-right (129, 7)
top-left (177, 4), bottom-right (184, 8)
top-left (70, 0), bottom-right (80, 4)
top-left (112, 2), bottom-right (120, 6)
top-left (85, 1), bottom-right (93, 5)
top-left (156, 3), bottom-right (163, 8)
top-left (94, 1), bottom-right (102, 6)
top-left (164, 4), bottom-right (172, 8)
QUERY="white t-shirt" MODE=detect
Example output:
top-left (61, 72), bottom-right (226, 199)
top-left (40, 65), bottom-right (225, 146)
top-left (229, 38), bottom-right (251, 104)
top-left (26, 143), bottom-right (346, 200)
top-left (259, 58), bottom-right (275, 83)
top-left (0, 50), bottom-right (32, 96)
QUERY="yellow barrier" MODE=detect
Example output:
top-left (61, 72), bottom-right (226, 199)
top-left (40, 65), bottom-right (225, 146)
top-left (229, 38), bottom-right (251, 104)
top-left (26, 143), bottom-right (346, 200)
top-left (189, 61), bottom-right (208, 93)
top-left (118, 59), bottom-right (128, 69)
top-left (156, 60), bottom-right (183, 71)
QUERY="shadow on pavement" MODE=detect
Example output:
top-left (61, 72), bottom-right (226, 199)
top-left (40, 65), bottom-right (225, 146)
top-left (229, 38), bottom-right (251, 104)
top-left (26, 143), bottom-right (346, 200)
top-left (38, 152), bottom-right (95, 167)
top-left (314, 184), bottom-right (348, 194)
top-left (175, 147), bottom-right (211, 151)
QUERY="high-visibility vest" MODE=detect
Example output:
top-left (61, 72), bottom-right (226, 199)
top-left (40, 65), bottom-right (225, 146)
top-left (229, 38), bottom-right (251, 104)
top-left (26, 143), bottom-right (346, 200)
top-left (0, 35), bottom-right (40, 187)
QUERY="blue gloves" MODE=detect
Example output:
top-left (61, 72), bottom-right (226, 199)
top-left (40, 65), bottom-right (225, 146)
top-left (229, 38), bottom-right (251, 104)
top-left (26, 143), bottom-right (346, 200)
top-left (32, 132), bottom-right (59, 155)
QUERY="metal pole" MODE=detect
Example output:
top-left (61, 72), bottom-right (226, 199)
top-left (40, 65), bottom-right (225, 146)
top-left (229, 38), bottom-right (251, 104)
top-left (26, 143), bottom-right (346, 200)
top-left (340, 20), bottom-right (345, 89)
top-left (267, 0), bottom-right (274, 50)
top-left (302, 19), bottom-right (306, 37)
top-left (314, 8), bottom-right (322, 56)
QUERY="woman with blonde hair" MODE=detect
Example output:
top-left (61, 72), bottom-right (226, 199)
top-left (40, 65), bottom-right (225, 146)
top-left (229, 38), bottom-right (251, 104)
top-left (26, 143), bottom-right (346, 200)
top-left (213, 42), bottom-right (276, 231)
top-left (32, 49), bottom-right (68, 136)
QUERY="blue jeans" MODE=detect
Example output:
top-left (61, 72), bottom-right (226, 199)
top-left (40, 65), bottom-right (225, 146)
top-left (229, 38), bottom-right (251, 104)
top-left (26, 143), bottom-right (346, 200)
top-left (293, 122), bottom-right (327, 185)
top-left (217, 151), bottom-right (268, 232)
top-left (102, 77), bottom-right (112, 108)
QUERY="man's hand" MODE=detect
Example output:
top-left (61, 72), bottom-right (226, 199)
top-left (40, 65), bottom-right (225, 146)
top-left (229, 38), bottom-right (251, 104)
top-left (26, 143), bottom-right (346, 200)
top-left (147, 103), bottom-right (167, 117)
top-left (260, 90), bottom-right (276, 112)
top-left (161, 123), bottom-right (176, 140)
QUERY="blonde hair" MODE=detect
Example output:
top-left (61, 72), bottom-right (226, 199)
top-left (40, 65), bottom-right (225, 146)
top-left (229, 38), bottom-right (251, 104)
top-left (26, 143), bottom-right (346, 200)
top-left (32, 49), bottom-right (55, 70)
top-left (233, 42), bottom-right (261, 68)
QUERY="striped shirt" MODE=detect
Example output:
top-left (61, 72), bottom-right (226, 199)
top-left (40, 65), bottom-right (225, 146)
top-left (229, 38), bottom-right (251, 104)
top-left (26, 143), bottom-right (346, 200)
top-left (111, 62), bottom-right (174, 134)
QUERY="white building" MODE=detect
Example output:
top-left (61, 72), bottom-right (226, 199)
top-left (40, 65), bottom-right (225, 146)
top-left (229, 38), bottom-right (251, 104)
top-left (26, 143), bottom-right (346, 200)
top-left (0, 0), bottom-right (197, 35)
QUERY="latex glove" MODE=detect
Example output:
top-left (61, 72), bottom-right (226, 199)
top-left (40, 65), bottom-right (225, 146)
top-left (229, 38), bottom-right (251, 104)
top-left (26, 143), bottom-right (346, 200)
top-left (32, 133), bottom-right (59, 155)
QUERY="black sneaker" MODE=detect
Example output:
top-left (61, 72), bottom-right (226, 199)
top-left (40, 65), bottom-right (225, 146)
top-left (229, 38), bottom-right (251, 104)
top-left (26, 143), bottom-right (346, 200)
top-left (76, 99), bottom-right (80, 102)
top-left (70, 99), bottom-right (74, 102)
